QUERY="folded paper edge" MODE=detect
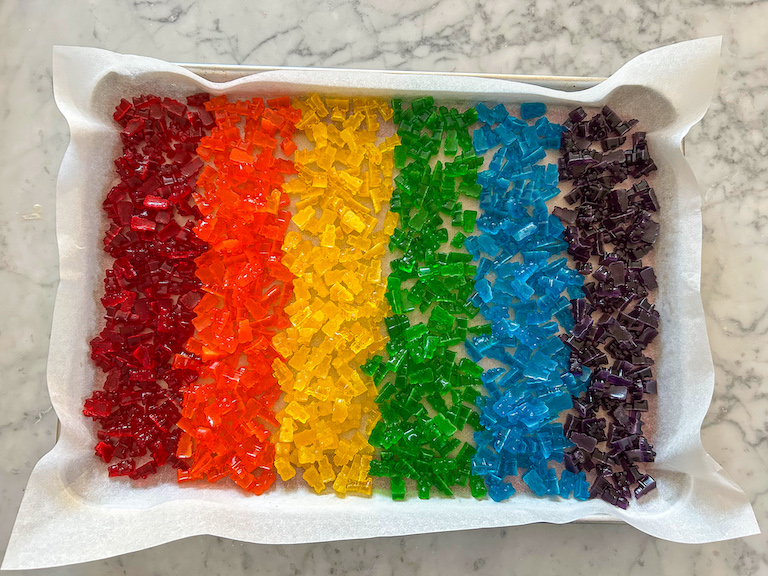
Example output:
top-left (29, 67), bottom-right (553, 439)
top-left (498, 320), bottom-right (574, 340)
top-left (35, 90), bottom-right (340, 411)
top-left (2, 456), bottom-right (759, 570)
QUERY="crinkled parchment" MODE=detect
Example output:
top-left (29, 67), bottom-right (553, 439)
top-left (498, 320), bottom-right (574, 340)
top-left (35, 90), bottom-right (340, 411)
top-left (2, 37), bottom-right (759, 571)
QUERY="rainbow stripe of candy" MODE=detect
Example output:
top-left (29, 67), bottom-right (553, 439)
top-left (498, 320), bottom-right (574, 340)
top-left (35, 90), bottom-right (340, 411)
top-left (86, 93), bottom-right (658, 507)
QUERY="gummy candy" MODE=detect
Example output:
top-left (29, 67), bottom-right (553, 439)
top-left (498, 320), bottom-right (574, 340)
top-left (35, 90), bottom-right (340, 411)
top-left (557, 106), bottom-right (659, 507)
top-left (466, 104), bottom-right (590, 501)
top-left (273, 95), bottom-right (397, 495)
top-left (174, 95), bottom-right (301, 495)
top-left (368, 99), bottom-right (486, 500)
top-left (85, 93), bottom-right (212, 479)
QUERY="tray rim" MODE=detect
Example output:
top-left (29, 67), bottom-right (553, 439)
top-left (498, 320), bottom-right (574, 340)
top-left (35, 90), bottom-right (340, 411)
top-left (177, 62), bottom-right (607, 91)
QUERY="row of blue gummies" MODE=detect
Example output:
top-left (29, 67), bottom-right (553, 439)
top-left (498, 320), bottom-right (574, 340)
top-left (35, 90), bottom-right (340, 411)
top-left (464, 102), bottom-right (591, 501)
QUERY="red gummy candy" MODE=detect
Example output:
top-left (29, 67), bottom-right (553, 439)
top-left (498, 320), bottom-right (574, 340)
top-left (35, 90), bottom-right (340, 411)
top-left (84, 93), bottom-right (212, 480)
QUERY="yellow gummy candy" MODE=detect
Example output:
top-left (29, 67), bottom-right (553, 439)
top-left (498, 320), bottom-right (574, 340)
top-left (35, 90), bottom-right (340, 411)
top-left (278, 95), bottom-right (398, 496)
top-left (285, 401), bottom-right (311, 424)
top-left (275, 458), bottom-right (296, 481)
top-left (293, 206), bottom-right (316, 229)
top-left (333, 464), bottom-right (350, 494)
top-left (307, 93), bottom-right (329, 118)
top-left (279, 416), bottom-right (296, 443)
top-left (302, 465), bottom-right (325, 493)
top-left (318, 456), bottom-right (336, 484)
top-left (340, 210), bottom-right (366, 233)
top-left (320, 224), bottom-right (337, 248)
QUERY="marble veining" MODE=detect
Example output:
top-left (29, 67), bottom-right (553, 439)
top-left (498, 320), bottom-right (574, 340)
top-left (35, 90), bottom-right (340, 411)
top-left (0, 0), bottom-right (766, 574)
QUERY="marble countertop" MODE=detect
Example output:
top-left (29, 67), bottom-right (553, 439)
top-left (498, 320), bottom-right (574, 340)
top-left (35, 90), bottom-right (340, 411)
top-left (1, 0), bottom-right (765, 574)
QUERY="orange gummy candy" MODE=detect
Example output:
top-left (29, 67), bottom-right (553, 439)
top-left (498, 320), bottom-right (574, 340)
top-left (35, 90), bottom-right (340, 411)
top-left (175, 95), bottom-right (301, 495)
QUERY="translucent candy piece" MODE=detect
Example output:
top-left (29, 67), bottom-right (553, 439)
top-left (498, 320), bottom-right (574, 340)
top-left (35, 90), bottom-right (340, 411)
top-left (90, 93), bottom-right (214, 482)
top-left (520, 102), bottom-right (547, 120)
top-left (276, 95), bottom-right (395, 495)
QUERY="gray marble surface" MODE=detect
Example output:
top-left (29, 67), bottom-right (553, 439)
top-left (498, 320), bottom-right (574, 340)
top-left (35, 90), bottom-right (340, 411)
top-left (0, 0), bottom-right (765, 574)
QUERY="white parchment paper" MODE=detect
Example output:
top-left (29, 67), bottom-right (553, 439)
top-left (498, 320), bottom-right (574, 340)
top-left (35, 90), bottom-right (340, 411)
top-left (2, 38), bottom-right (760, 570)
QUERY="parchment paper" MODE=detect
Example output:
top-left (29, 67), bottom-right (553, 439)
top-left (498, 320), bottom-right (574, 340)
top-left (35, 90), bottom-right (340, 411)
top-left (2, 38), bottom-right (759, 571)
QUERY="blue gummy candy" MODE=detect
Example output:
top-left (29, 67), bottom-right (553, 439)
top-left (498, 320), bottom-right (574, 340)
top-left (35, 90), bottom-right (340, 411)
top-left (544, 163), bottom-right (559, 186)
top-left (520, 102), bottom-right (547, 120)
top-left (522, 468), bottom-right (548, 497)
top-left (476, 102), bottom-right (494, 125)
top-left (488, 479), bottom-right (516, 502)
top-left (474, 281), bottom-right (491, 305)
top-left (574, 473), bottom-right (591, 501)
top-left (491, 103), bottom-right (509, 124)
top-left (467, 105), bottom-right (587, 501)
top-left (473, 129), bottom-right (491, 155)
top-left (495, 122), bottom-right (517, 146)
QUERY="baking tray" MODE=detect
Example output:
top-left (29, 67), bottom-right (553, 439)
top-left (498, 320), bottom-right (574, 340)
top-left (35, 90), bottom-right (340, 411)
top-left (177, 63), bottom-right (606, 91)
top-left (6, 43), bottom-right (753, 574)
top-left (9, 43), bottom-right (749, 571)
top-left (51, 64), bottom-right (620, 524)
